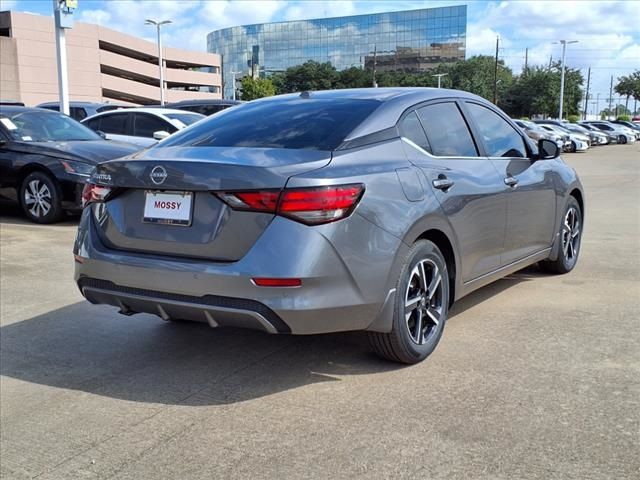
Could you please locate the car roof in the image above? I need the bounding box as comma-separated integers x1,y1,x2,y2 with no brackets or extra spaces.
82,107,203,121
166,99,242,107
36,101,114,107
0,105,61,115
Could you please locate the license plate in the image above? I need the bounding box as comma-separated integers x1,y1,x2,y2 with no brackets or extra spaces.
143,191,193,226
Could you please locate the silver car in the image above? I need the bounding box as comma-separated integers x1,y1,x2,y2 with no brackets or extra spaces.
74,88,585,364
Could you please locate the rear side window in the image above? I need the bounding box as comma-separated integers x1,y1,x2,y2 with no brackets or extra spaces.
398,111,430,152
70,107,87,121
466,103,526,158
159,98,381,151
417,102,478,157
85,118,101,131
99,113,129,135
133,113,173,137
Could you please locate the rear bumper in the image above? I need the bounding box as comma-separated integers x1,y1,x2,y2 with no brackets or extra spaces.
74,208,403,335
78,277,290,333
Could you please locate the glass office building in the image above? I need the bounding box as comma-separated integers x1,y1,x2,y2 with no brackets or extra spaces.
208,5,467,99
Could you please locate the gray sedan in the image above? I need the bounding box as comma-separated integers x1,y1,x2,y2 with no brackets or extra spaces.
74,88,584,364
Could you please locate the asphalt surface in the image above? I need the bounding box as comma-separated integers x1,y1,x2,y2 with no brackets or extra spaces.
1,144,639,479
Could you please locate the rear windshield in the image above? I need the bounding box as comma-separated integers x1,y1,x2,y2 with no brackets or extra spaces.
164,112,204,127
158,98,381,151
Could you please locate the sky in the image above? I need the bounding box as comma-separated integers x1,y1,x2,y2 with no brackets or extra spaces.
2,0,639,113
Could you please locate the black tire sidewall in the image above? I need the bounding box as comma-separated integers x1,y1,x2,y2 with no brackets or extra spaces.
558,197,582,272
19,171,63,224
392,240,449,362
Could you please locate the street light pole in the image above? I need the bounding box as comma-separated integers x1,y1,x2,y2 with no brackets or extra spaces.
431,73,448,88
230,71,241,101
145,19,172,106
52,0,73,115
556,39,578,120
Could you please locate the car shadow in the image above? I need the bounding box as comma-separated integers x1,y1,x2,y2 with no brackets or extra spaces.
0,200,80,226
1,265,547,406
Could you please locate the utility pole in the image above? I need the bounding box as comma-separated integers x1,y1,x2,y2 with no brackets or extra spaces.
372,44,377,88
548,54,553,71
556,39,578,120
596,93,600,118
609,75,614,120
431,73,447,88
493,36,499,104
52,0,76,115
145,19,172,106
230,71,240,101
583,67,591,120
524,47,528,72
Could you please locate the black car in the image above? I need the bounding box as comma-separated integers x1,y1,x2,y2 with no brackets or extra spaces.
162,99,242,116
36,101,126,122
0,106,138,223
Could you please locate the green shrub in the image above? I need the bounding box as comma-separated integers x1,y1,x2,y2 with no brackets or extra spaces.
519,116,530,120
617,114,631,122
567,115,580,123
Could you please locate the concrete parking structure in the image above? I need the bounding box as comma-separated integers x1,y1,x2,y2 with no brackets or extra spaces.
1,144,639,479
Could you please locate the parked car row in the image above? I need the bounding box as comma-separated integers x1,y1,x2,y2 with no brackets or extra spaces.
514,118,638,153
0,99,244,223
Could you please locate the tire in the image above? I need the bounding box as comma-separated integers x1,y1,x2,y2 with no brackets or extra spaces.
19,171,63,224
569,141,577,153
541,196,582,274
368,240,450,364
619,135,627,144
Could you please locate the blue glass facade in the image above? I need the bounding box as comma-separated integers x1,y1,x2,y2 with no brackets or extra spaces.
208,5,467,99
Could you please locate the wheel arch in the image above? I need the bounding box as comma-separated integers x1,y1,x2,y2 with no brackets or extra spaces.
570,187,584,219
18,162,57,185
415,228,457,307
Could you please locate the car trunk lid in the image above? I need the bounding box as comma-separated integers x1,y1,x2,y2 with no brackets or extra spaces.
91,146,331,261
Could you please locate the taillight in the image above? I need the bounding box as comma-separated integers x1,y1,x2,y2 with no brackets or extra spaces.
278,184,364,225
216,184,364,226
217,190,279,212
81,183,113,207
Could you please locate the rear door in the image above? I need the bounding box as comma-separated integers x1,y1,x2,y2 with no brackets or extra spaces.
463,101,557,265
133,113,176,141
95,112,140,145
401,100,506,282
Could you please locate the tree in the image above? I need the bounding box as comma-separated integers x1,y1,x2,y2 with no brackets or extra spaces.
271,61,339,94
240,76,275,101
615,70,640,111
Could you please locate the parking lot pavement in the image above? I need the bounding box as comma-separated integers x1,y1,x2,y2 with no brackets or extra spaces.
1,144,639,480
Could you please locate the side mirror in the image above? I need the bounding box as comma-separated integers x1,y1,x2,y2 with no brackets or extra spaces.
153,130,170,141
97,130,107,139
537,138,560,160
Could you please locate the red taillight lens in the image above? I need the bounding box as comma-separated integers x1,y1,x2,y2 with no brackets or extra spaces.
252,278,302,287
217,190,279,212
81,183,113,207
217,184,364,225
279,184,364,225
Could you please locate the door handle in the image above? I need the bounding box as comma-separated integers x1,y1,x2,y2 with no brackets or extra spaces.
504,176,519,187
432,176,454,191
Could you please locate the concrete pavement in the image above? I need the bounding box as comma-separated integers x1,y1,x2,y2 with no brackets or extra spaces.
1,144,639,479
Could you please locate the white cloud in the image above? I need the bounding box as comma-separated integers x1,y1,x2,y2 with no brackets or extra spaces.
283,1,356,21
0,0,17,10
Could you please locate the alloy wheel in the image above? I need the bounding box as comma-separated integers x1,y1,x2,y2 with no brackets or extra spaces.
562,206,580,262
404,259,444,345
23,179,52,218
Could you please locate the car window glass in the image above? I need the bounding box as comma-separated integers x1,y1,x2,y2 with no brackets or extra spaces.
71,107,87,121
160,99,381,151
99,113,128,135
466,103,527,158
85,118,101,131
398,111,430,152
416,102,478,157
134,113,172,137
